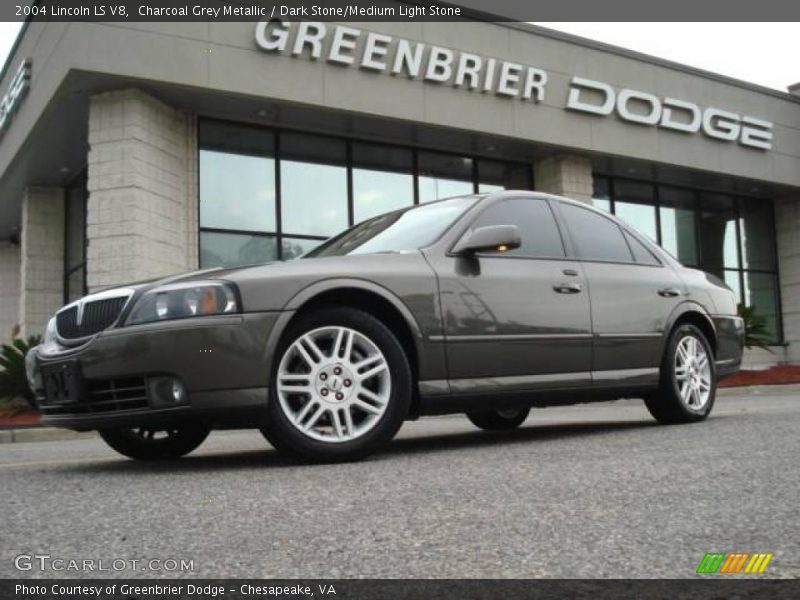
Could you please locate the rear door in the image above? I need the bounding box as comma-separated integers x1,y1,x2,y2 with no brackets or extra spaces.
555,201,686,384
428,197,593,393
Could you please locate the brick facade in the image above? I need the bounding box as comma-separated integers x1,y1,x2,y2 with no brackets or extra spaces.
86,90,196,292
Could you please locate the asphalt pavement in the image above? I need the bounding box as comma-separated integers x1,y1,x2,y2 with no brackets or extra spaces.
2,388,799,579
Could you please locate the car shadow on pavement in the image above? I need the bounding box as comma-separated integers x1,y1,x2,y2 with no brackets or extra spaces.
68,418,666,474
383,419,659,457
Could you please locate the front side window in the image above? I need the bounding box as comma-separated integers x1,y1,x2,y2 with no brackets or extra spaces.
559,203,633,263
470,198,565,258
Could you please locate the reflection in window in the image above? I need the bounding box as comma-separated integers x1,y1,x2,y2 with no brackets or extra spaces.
614,181,657,241
559,203,633,263
200,150,276,232
659,187,698,266
471,198,565,258
418,152,474,202
200,231,277,268
700,193,739,273
615,202,657,241
281,161,348,236
282,237,322,260
739,200,775,272
352,143,414,223
743,272,779,342
477,160,531,192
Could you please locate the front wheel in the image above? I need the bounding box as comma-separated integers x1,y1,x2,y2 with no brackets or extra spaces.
644,324,716,424
98,425,210,460
261,307,412,462
467,408,530,430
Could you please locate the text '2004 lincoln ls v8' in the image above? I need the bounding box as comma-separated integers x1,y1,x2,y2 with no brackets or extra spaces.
26,192,744,462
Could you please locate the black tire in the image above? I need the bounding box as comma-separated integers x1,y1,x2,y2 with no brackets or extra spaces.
644,323,716,424
260,307,412,462
98,425,210,460
467,408,530,430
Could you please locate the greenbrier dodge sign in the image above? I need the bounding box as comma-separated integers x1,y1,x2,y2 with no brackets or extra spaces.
255,21,774,151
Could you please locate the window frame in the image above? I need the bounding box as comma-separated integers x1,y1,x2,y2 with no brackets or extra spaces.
453,196,569,261
197,117,533,266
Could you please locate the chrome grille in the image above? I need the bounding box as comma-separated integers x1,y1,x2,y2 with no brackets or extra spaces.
56,295,129,340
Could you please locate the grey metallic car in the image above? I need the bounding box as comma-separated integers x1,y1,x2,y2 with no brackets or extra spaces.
27,192,744,462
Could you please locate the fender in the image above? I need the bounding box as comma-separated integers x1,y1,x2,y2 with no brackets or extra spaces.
662,300,717,346
262,277,427,375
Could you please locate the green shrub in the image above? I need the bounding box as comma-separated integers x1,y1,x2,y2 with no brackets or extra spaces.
0,334,41,404
738,304,773,353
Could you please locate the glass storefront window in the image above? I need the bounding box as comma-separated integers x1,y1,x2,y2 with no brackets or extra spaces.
613,180,657,241
418,152,474,202
200,231,277,268
64,170,87,303
743,272,779,342
592,177,611,212
352,143,414,223
281,133,348,237
477,160,531,192
700,193,739,273
659,187,698,266
199,150,276,232
739,200,776,272
282,237,323,260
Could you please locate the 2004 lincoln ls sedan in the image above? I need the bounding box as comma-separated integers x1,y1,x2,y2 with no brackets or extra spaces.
27,192,744,462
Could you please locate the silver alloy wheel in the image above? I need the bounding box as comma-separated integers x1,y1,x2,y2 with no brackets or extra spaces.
276,326,392,443
674,335,712,411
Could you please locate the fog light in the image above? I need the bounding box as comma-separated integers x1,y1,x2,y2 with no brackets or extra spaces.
171,380,186,403
148,376,189,407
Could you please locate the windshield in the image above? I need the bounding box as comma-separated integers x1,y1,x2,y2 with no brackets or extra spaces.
305,195,480,258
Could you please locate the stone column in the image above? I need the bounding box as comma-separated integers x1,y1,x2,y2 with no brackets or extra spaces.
86,89,195,292
775,194,800,364
534,154,594,204
19,187,65,338
0,242,21,341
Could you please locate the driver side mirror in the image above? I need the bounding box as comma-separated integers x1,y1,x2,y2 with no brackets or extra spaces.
452,224,521,255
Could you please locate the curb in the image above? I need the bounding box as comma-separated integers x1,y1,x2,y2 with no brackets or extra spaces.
0,428,96,444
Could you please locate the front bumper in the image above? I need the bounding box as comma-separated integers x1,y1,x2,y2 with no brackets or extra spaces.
27,312,283,430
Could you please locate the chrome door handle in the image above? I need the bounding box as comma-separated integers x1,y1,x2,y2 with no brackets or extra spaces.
658,287,681,298
554,282,582,294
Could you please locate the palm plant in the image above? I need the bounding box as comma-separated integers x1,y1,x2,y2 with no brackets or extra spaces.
0,334,41,411
738,304,773,353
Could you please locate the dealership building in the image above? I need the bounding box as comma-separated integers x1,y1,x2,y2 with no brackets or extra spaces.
0,17,799,367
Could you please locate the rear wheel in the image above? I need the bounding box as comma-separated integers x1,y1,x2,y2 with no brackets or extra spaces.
644,323,716,424
467,408,530,431
98,425,210,460
261,307,412,462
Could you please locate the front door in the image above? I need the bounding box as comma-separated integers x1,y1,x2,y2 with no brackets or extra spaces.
427,197,593,394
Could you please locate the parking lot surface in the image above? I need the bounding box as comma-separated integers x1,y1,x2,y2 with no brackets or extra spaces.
2,389,798,578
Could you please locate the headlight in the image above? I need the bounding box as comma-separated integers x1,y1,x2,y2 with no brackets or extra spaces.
125,281,239,326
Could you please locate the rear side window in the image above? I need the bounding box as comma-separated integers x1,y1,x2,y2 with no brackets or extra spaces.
471,198,565,258
559,202,633,262
624,230,661,266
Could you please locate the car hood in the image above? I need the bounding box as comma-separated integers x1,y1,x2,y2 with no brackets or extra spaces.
112,251,433,313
